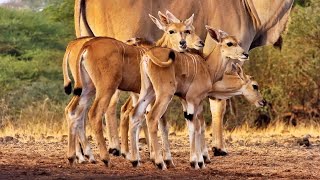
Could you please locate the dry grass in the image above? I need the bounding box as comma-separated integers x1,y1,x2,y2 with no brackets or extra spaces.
0,98,67,139
0,97,318,142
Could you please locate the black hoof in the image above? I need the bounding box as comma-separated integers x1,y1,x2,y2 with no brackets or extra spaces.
203,156,211,164
190,161,196,169
198,162,204,169
131,160,139,167
212,147,228,156
164,160,171,167
64,83,72,95
102,159,109,167
156,163,163,169
109,148,121,156
67,156,75,165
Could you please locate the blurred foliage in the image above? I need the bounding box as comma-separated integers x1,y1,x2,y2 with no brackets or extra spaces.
0,0,319,134
225,0,320,129
0,0,75,131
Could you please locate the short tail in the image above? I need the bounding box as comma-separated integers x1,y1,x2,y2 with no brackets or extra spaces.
62,49,72,95
147,50,175,67
72,46,88,96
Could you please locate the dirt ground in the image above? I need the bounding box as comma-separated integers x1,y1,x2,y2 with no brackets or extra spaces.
1,133,320,180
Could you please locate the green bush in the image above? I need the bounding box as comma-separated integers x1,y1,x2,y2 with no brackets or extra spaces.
0,0,319,134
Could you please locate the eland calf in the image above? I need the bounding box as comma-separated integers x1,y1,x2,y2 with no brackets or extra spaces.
65,11,204,166
129,26,266,169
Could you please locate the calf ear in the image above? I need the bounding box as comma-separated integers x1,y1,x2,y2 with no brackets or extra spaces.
166,10,181,23
158,11,170,25
149,14,165,31
205,25,229,43
225,62,237,74
184,14,194,26
236,64,246,81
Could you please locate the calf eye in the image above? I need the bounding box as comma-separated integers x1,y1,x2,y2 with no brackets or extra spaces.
169,30,175,34
184,30,191,34
252,84,259,90
226,42,233,47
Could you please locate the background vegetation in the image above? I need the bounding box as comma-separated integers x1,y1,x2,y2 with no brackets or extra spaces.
0,0,319,136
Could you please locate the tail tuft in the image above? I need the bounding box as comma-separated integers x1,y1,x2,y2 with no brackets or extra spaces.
169,50,175,61
73,88,82,96
64,82,72,95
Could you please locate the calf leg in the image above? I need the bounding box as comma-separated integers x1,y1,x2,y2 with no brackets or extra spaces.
158,112,175,168
77,112,96,163
65,92,94,165
146,94,173,170
129,88,155,167
184,100,204,169
105,90,121,156
120,96,133,159
75,138,86,163
88,89,116,167
198,112,210,164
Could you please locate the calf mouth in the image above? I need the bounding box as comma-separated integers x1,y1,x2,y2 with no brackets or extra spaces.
257,99,267,107
180,44,187,50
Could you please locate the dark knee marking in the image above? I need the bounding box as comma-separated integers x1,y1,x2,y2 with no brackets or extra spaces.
131,160,139,167
64,83,72,95
212,147,228,156
73,88,82,96
184,111,194,121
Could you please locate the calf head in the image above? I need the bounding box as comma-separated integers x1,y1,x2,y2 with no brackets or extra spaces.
212,63,267,107
149,11,204,52
125,37,154,48
205,25,249,61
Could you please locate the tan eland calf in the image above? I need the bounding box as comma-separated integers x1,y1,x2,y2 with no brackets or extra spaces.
129,26,266,170
65,11,204,166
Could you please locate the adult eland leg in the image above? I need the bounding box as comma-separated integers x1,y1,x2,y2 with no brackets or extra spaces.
209,98,228,156
105,90,121,156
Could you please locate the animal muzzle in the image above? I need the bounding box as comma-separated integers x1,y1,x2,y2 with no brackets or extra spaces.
258,99,267,107
194,40,204,50
239,52,249,61
179,40,187,50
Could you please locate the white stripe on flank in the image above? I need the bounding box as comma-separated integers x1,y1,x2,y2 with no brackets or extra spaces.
119,43,126,64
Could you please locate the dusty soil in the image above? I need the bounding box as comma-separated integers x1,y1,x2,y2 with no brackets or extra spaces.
1,134,320,180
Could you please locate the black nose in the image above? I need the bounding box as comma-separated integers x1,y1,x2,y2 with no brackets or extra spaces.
199,41,204,46
243,53,249,58
180,40,186,46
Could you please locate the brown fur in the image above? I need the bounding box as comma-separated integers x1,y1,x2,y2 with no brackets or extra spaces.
62,37,94,94
64,12,204,164
74,0,294,156
129,27,265,169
